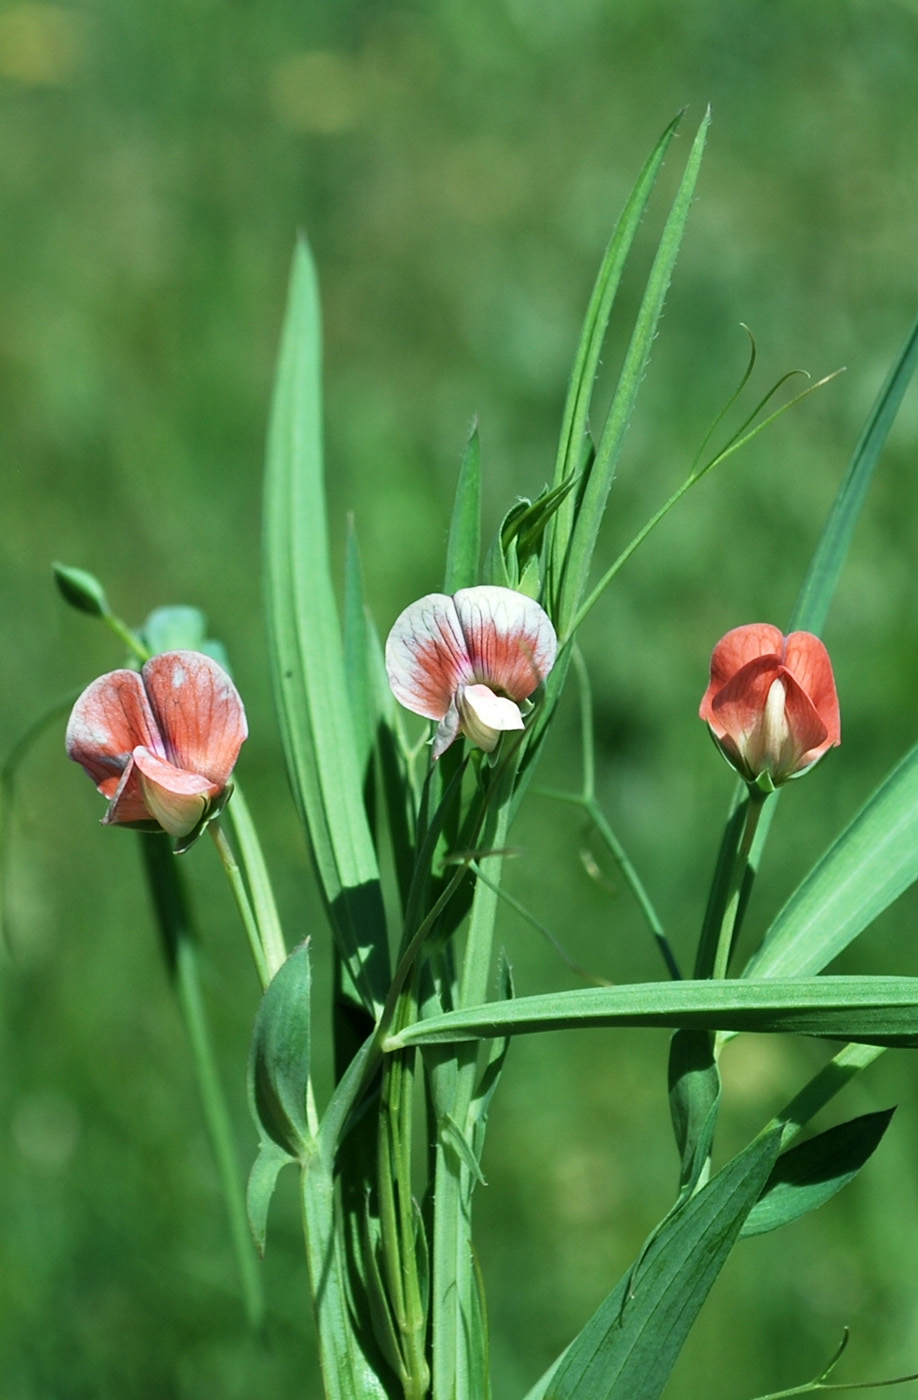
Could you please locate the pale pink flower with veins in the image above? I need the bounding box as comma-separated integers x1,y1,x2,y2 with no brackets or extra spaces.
386,585,557,758
66,650,247,840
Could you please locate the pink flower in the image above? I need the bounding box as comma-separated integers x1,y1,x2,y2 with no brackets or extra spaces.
699,624,840,786
385,585,557,758
66,650,247,839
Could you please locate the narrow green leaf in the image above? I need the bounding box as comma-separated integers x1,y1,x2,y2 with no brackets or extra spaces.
263,238,389,1014
343,517,377,776
248,940,313,1157
667,1029,721,1193
741,1107,894,1237
548,113,682,599
442,1113,488,1186
361,1206,407,1383
444,423,482,593
746,742,918,981
301,1158,395,1400
556,109,710,637
544,1131,781,1400
247,1139,295,1256
388,977,918,1050
791,314,918,636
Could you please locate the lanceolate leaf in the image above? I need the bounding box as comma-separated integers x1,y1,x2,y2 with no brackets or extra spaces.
248,940,314,1158
444,423,482,594
791,313,918,637
554,110,710,638
387,977,918,1050
247,1139,295,1256
741,1108,894,1238
263,239,389,1014
745,742,918,981
548,112,682,605
667,1028,721,1194
542,1131,781,1400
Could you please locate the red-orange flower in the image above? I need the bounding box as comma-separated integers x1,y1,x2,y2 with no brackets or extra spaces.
699,624,840,786
66,650,247,840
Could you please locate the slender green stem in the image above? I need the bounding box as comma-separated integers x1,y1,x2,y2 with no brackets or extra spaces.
766,1042,886,1150
104,611,149,662
224,785,288,979
711,788,766,982
209,820,270,988
562,369,843,643
174,932,264,1331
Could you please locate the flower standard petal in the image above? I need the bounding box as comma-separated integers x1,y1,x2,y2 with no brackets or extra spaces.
142,651,248,787
385,594,472,721
454,585,557,700
66,669,164,797
453,586,557,700
699,624,784,724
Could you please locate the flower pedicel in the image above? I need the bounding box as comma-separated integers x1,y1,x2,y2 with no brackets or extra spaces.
386,584,557,758
66,649,247,841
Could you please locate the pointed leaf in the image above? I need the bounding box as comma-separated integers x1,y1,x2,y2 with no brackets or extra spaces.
248,940,313,1157
741,1108,894,1237
388,976,918,1051
263,239,389,1013
667,1028,721,1193
791,314,918,636
247,1139,295,1256
444,423,482,594
343,518,377,776
543,1131,781,1400
555,110,710,637
548,113,682,600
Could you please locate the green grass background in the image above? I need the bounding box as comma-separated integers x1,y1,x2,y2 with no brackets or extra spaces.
3,2,918,1396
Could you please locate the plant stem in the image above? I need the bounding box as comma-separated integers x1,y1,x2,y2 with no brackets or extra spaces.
711,787,767,981
209,819,270,988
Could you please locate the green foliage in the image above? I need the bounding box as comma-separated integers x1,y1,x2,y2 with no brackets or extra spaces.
444,424,482,595
247,940,314,1159
746,743,918,981
388,977,918,1049
263,238,390,1017
540,1132,782,1400
741,1108,895,1239
9,15,918,1396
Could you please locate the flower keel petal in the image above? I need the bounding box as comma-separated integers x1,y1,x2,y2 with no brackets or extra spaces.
458,684,525,753
132,746,220,838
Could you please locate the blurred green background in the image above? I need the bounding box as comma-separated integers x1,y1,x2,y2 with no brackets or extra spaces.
3,1,918,1396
